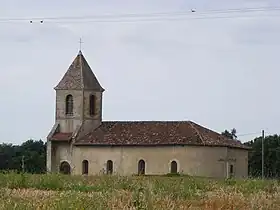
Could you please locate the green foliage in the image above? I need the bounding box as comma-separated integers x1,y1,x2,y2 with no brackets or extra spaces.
0,139,46,173
245,134,280,178
221,129,280,179
165,172,181,177
1,173,280,209
0,173,274,195
221,128,237,140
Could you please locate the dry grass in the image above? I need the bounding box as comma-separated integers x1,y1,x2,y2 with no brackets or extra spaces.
0,173,279,209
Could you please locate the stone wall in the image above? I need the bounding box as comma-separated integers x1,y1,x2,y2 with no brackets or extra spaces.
50,143,248,178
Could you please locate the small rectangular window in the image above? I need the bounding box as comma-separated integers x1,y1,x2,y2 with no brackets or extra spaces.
229,164,234,174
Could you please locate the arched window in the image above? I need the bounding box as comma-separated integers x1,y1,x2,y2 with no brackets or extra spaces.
106,160,113,175
230,164,233,174
60,161,71,174
82,160,89,175
229,164,234,178
89,94,96,116
138,159,145,175
171,161,178,174
65,94,73,115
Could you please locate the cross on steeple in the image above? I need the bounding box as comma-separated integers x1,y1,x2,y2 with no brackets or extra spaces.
79,38,84,53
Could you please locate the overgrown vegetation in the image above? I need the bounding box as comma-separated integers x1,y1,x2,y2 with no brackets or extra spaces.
0,173,279,209
1,136,280,209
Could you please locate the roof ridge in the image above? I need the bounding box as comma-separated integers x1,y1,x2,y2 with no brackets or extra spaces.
188,121,205,145
79,52,85,89
102,120,190,123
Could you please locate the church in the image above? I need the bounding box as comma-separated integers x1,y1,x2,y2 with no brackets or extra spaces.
46,50,250,178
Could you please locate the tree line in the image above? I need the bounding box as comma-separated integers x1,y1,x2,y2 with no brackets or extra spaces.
0,130,280,178
0,140,46,174
221,128,280,178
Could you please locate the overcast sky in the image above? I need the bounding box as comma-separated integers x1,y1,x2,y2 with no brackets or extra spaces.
1,0,280,144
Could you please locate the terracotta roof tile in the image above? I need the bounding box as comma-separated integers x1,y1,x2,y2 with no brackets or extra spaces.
51,132,72,141
74,121,249,149
189,122,248,148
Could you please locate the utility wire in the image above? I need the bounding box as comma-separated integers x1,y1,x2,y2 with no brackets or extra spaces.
42,13,280,24
238,132,262,137
238,131,277,138
0,6,280,23
1,13,279,25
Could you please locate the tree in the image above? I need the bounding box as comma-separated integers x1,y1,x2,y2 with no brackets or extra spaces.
244,134,280,178
221,128,237,140
231,128,237,140
0,139,46,173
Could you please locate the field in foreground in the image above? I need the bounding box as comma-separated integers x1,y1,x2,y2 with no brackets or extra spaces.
0,173,279,209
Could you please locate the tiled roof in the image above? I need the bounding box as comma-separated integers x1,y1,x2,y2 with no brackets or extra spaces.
54,51,104,91
51,132,72,141
69,121,250,149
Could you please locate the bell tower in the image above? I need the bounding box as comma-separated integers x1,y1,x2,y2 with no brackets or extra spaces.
46,50,104,173
53,50,105,134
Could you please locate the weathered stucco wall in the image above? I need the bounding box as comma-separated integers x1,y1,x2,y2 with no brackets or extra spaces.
83,91,103,121
51,142,73,172
56,90,83,133
55,90,103,133
227,148,248,178
82,91,103,132
49,143,248,178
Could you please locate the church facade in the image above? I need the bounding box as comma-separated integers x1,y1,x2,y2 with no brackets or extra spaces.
46,51,250,178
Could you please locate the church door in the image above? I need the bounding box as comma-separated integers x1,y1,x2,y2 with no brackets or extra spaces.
138,160,145,175
171,161,178,174
60,161,71,174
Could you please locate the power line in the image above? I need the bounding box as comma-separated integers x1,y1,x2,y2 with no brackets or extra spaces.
45,13,280,24
1,13,279,25
0,6,280,23
238,130,277,138
238,132,262,137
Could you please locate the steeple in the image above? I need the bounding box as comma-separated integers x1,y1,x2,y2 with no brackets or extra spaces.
52,50,105,134
55,51,104,91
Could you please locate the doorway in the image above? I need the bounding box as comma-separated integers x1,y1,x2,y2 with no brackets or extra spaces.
59,161,71,174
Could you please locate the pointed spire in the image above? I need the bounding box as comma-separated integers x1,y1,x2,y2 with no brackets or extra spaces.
54,52,104,91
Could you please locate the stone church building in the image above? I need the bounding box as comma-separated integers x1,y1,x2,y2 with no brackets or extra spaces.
47,51,250,178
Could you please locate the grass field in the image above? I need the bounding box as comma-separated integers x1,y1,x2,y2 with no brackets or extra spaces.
0,173,279,209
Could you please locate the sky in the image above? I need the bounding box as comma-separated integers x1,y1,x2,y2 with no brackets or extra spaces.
1,0,280,144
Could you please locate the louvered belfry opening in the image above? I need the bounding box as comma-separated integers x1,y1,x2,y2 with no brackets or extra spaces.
65,94,73,115
89,94,96,116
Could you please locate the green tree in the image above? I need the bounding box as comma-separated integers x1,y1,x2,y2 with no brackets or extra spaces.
221,128,237,140
245,134,280,178
20,139,46,173
0,139,46,173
